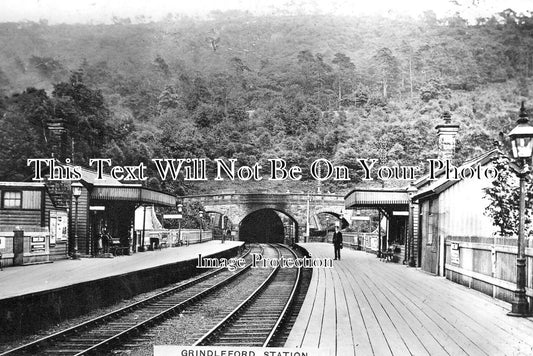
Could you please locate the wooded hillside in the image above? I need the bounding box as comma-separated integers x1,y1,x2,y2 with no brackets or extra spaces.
1,9,532,194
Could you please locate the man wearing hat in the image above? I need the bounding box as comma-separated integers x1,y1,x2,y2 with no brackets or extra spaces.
332,225,343,260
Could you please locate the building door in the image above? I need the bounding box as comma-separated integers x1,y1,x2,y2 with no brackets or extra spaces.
421,198,439,274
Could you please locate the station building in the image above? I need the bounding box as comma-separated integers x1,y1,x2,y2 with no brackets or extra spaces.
344,115,501,270
0,182,68,266
345,113,532,307
410,149,500,275
65,166,176,256
0,166,176,267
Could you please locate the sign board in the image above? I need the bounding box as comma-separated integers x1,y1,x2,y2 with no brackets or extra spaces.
370,236,379,251
50,216,56,245
89,206,106,211
393,211,409,216
31,235,47,253
155,346,323,356
50,210,68,243
450,242,460,265
163,214,182,219
351,216,370,221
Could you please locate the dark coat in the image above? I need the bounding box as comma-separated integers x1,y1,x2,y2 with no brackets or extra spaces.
332,231,343,248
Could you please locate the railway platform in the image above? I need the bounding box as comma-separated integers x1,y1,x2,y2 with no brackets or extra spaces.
0,240,244,300
286,243,533,356
0,241,244,340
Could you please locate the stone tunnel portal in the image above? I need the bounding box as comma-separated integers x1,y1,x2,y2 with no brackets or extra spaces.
239,209,296,244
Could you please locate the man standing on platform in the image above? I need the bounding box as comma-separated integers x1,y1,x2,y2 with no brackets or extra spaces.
332,225,343,260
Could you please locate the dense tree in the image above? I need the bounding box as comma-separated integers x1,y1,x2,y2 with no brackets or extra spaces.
2,11,533,195
372,48,400,99
28,56,66,81
484,156,533,236
332,53,356,109
419,78,451,102
52,71,113,163
0,88,50,179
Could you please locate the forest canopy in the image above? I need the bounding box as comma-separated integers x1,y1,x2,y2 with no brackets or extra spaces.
1,9,532,194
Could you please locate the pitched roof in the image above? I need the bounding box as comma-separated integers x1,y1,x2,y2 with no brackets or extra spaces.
344,188,410,210
411,148,502,201
0,182,46,188
76,165,129,187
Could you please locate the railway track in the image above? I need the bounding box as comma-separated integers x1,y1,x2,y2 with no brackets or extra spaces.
1,245,259,356
193,243,301,347
2,243,303,355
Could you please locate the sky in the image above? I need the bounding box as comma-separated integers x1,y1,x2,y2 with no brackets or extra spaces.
0,0,531,24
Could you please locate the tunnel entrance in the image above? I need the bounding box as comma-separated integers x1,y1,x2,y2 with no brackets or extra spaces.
239,209,295,243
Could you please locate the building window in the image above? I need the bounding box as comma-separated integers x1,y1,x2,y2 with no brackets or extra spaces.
427,213,434,245
3,191,22,209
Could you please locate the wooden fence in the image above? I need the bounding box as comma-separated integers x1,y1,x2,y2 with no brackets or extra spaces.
342,232,385,254
445,236,533,305
140,229,214,248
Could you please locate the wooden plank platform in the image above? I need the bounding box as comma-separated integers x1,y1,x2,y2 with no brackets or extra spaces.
0,241,244,300
286,243,533,356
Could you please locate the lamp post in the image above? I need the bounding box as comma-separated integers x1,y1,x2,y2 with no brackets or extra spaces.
355,210,361,249
199,210,204,243
71,182,82,259
507,101,533,317
377,210,383,258
306,194,310,243
407,184,418,267
177,203,183,246
325,216,330,241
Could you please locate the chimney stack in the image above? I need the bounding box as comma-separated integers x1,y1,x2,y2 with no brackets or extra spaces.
436,111,459,160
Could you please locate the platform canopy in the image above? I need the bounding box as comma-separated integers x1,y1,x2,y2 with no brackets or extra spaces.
344,188,410,214
90,186,176,206
78,166,176,206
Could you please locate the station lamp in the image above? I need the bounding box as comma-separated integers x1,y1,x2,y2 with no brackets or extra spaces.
199,210,204,243
407,184,418,267
509,102,533,159
507,101,533,317
71,182,83,259
177,203,183,246
72,182,82,198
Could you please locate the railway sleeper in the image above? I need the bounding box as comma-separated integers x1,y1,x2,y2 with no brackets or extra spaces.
233,316,280,321
225,325,277,330
217,336,268,341
45,342,100,348
242,306,283,310
42,350,87,355
65,338,107,342
215,340,266,345
212,342,262,347
220,332,270,337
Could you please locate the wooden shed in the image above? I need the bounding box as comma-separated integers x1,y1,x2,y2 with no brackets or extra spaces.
411,149,501,275
68,167,177,256
0,182,68,266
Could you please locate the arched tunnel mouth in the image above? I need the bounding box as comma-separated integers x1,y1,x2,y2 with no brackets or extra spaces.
239,209,295,244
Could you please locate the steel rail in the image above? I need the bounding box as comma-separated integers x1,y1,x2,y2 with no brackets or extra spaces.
73,264,252,355
193,243,300,347
262,243,301,347
1,246,253,356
